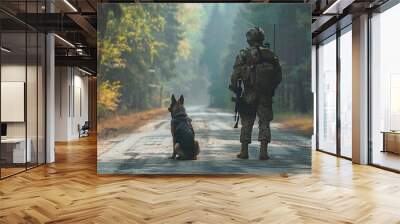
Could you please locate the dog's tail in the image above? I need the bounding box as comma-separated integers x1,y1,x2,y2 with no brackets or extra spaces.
194,141,200,156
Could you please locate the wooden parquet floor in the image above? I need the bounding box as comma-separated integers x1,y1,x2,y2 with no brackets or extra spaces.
1,136,400,224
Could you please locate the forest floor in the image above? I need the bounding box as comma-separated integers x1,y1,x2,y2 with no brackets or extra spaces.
97,108,168,139
97,106,311,174
275,114,313,136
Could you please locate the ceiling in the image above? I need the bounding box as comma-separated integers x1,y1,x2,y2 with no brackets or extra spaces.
0,0,97,73
0,0,393,73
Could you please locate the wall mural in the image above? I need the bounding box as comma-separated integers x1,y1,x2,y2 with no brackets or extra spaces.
97,3,312,174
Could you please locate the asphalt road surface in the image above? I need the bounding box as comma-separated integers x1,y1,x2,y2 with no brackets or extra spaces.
98,106,311,174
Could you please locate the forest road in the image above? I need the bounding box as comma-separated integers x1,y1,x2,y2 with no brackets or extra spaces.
98,106,311,174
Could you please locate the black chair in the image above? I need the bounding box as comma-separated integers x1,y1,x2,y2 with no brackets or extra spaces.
79,121,90,138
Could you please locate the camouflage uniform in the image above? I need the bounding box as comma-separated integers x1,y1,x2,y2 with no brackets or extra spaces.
229,27,282,159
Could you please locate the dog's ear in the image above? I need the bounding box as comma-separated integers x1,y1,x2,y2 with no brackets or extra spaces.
171,94,177,104
178,95,184,105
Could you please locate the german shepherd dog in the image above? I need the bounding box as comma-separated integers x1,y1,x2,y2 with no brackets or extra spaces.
168,95,200,160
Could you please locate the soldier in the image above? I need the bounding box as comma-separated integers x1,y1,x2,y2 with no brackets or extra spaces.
229,27,282,160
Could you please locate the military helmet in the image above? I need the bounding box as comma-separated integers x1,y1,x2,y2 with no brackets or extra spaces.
246,27,265,45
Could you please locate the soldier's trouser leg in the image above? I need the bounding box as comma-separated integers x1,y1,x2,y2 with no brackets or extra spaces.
240,109,256,144
257,103,273,143
257,101,273,160
237,108,256,159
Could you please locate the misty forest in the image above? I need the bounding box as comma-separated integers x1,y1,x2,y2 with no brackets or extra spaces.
97,3,311,121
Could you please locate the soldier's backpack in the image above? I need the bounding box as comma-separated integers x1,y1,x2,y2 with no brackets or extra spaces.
248,46,280,96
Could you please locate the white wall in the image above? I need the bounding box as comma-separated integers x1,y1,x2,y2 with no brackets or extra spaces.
1,63,46,164
55,67,69,141
1,65,42,137
1,65,26,138
72,72,89,138
55,67,89,141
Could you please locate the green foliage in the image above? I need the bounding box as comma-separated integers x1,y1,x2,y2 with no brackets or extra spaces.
98,4,182,117
200,5,239,107
176,4,205,60
98,4,166,71
97,80,122,118
164,4,210,106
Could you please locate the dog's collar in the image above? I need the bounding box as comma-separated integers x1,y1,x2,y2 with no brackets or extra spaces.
172,107,187,118
173,112,188,119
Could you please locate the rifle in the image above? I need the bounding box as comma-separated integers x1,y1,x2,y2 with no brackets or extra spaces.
231,80,243,128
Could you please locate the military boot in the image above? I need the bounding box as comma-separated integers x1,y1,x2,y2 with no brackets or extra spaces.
237,143,249,159
259,141,270,160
